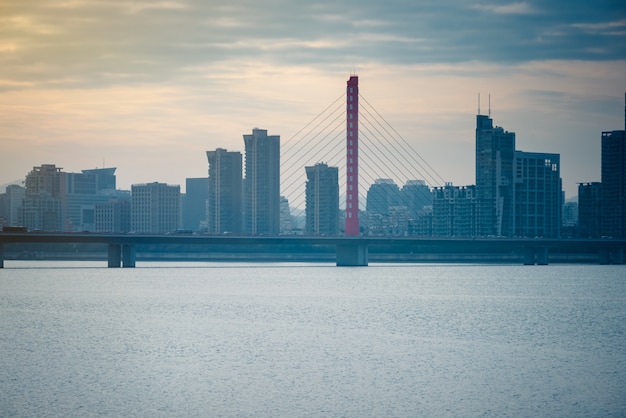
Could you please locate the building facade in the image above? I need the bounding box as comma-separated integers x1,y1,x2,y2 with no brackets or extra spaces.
243,128,280,235
514,151,562,238
601,130,626,237
305,163,339,235
578,182,602,238
475,115,516,237
432,184,477,237
131,182,180,233
207,148,242,235
95,198,131,233
22,164,64,231
183,177,209,232
0,185,25,227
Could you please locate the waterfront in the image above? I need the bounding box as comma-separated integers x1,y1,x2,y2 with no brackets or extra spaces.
1,262,625,417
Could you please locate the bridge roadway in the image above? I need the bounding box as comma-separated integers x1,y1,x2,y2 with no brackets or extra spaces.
0,232,625,267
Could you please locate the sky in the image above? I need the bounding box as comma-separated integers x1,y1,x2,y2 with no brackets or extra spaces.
1,0,625,201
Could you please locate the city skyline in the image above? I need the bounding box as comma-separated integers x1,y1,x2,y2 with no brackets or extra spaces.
1,1,625,198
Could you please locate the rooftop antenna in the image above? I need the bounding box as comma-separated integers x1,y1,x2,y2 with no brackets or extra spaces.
478,93,481,115
488,94,491,117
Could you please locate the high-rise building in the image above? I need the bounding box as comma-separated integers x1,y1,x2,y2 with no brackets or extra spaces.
62,169,119,231
365,179,402,235
475,115,516,236
279,196,293,235
401,180,432,220
23,164,63,231
432,184,477,237
601,129,626,237
578,182,601,237
0,185,25,227
95,198,131,233
243,128,280,235
514,152,562,238
207,148,242,234
131,182,180,233
183,177,209,232
81,168,116,191
305,163,339,235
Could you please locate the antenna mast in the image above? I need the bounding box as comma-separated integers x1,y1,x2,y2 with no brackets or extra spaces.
488,94,491,117
478,93,480,115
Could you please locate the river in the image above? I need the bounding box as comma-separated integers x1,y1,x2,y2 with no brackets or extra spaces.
1,261,625,417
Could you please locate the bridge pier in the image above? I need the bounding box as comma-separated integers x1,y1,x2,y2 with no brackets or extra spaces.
336,243,368,266
523,247,549,265
599,248,624,265
122,244,136,268
108,244,121,268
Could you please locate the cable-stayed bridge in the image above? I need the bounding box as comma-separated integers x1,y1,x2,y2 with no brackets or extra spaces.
2,76,625,267
280,75,445,234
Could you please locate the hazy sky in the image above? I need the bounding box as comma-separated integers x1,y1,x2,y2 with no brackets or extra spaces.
1,0,625,200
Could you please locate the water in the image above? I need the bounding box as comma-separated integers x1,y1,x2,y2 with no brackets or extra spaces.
1,262,625,417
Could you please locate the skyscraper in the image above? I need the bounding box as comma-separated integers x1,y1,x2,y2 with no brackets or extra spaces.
601,129,626,237
207,148,242,234
305,163,339,235
432,184,477,237
365,179,401,235
475,114,516,237
401,180,432,220
243,128,280,235
514,151,562,238
23,164,63,231
183,177,210,232
578,182,602,237
131,182,180,233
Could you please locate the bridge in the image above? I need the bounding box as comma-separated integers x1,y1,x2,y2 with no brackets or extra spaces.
5,76,625,267
1,233,625,267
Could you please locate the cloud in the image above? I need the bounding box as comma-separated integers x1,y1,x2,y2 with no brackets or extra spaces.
571,19,626,35
1,0,624,94
472,2,538,15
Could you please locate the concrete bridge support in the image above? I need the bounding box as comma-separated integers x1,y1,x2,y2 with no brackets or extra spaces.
523,247,549,265
599,248,624,264
108,244,121,268
122,244,136,268
336,243,368,266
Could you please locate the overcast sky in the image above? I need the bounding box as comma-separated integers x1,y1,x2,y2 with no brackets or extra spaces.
1,0,625,201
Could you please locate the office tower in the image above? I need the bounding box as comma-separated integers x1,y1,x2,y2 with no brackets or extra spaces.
0,185,25,227
207,148,242,234
514,152,562,237
305,163,339,235
432,184,477,237
279,196,293,234
131,182,180,233
601,129,626,238
366,179,401,214
243,128,280,235
22,164,63,231
62,168,118,231
578,182,601,237
183,177,210,232
401,180,432,220
81,168,116,191
475,114,516,236
95,198,131,233
365,179,402,235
